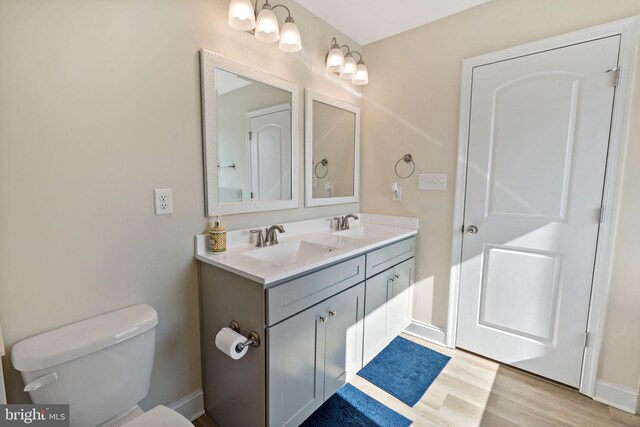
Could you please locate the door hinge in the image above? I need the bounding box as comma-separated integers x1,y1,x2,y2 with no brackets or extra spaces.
598,206,605,224
248,131,253,140
607,67,620,87
584,332,590,347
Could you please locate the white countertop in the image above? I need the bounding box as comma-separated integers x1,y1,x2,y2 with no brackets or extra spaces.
195,213,418,287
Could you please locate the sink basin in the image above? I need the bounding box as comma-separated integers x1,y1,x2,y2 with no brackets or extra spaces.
243,240,338,267
332,227,367,240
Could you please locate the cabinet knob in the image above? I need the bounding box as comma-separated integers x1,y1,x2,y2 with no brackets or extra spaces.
329,310,337,317
319,316,328,323
394,274,400,279
389,277,395,282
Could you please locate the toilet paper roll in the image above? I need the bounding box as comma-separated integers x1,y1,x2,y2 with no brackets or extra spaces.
215,327,249,360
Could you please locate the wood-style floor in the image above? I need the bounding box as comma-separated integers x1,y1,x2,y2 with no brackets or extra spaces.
193,334,640,426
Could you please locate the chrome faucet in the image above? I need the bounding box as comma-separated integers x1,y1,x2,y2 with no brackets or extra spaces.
265,225,285,245
251,225,285,247
335,214,359,230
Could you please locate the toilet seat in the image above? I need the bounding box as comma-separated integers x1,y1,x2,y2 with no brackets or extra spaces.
122,405,192,427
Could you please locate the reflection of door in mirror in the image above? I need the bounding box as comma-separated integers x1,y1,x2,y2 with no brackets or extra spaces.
215,69,291,204
247,105,292,201
312,101,356,199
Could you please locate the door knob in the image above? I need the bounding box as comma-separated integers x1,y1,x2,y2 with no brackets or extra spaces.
466,225,478,235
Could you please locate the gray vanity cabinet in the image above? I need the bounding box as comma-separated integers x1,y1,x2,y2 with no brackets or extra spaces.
363,257,415,365
198,236,416,427
268,282,365,427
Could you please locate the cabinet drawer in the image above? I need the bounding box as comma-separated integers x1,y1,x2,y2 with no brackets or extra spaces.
365,237,416,278
266,256,366,326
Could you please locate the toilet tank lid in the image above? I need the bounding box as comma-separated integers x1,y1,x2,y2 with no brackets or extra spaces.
12,304,158,372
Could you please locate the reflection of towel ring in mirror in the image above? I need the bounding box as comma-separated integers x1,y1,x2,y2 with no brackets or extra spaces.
395,154,415,179
314,159,329,179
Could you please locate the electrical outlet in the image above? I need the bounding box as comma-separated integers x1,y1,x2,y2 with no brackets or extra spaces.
418,174,447,191
154,189,173,215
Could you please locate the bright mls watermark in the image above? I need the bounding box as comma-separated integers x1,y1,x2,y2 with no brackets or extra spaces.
0,405,69,426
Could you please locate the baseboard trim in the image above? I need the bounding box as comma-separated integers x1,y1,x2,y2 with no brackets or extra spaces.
169,389,205,421
594,379,638,414
404,320,446,347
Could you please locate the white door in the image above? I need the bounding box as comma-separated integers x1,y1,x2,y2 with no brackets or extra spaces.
457,36,620,387
248,108,291,201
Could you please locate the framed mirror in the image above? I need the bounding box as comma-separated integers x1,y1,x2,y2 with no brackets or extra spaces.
200,50,299,216
305,90,360,207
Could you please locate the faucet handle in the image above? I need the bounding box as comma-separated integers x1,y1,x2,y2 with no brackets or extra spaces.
250,229,265,247
332,217,341,231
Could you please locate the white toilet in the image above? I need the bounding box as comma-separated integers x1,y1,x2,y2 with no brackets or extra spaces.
11,304,192,427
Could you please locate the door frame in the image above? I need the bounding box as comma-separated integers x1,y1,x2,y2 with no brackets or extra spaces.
447,16,640,397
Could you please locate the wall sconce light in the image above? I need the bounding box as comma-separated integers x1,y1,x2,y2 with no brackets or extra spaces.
228,0,302,53
325,38,369,85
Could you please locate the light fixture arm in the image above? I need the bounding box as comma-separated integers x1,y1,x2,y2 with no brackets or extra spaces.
339,44,353,55
270,4,292,18
350,50,364,63
254,0,292,19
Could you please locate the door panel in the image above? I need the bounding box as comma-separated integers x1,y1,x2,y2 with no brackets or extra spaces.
457,36,620,387
323,283,364,400
488,73,579,220
388,258,414,338
479,246,562,342
363,272,392,365
268,301,325,427
249,109,292,201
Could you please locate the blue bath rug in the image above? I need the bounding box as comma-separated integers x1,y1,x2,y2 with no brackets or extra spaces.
301,383,412,427
358,336,451,407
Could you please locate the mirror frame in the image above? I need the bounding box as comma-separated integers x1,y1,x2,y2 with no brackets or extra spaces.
304,89,361,207
200,49,300,216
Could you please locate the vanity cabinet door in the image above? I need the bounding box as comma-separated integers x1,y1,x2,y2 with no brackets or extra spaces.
268,301,326,427
323,282,364,400
363,258,415,365
388,258,414,337
363,271,393,365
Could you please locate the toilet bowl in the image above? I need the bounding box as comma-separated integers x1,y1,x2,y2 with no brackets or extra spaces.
11,304,192,427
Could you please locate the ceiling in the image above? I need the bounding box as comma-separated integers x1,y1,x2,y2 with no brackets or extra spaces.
293,0,492,46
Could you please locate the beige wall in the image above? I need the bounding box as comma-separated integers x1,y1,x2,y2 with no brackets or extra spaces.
0,0,360,407
361,0,640,389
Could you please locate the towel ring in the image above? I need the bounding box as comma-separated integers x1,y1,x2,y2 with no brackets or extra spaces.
395,154,415,179
314,159,329,179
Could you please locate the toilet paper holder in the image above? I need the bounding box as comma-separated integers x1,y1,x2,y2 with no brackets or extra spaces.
229,321,260,351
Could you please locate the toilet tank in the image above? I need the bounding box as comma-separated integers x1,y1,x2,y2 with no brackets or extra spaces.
12,305,158,427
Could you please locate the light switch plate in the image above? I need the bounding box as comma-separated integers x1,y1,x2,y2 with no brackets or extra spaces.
154,189,173,215
419,174,447,191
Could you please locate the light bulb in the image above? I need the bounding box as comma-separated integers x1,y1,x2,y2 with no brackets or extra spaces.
279,17,301,52
351,61,369,85
339,54,357,79
255,5,280,43
227,0,256,31
326,46,345,73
